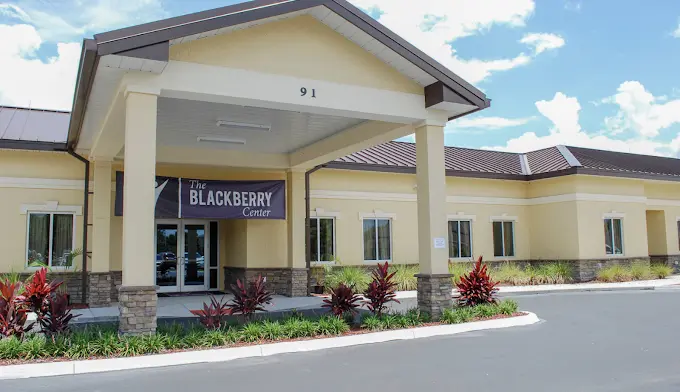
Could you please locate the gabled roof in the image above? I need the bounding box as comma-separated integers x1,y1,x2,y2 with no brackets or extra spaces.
67,0,491,148
0,106,68,151
329,141,680,182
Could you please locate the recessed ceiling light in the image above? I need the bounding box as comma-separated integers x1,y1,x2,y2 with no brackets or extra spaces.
197,136,246,145
216,120,271,132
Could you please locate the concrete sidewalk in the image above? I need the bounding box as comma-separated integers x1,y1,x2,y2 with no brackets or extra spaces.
395,275,680,299
71,295,326,323
70,276,680,323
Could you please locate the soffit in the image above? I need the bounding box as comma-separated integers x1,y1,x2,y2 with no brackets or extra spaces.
155,97,365,154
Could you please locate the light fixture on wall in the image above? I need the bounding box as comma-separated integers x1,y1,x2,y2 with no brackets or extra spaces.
216,120,271,132
197,136,246,145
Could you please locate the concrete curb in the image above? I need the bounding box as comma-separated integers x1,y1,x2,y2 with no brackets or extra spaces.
0,312,540,380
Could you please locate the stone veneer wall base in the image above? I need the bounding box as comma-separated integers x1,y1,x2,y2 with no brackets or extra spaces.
415,274,453,320
223,267,309,297
118,286,158,335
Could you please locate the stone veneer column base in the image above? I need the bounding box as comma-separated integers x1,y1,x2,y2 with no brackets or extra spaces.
416,274,453,320
88,273,112,307
118,286,158,335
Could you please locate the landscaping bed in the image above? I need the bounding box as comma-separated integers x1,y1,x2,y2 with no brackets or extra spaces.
0,300,522,364
596,263,673,282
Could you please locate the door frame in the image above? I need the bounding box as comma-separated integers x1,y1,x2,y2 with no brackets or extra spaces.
155,219,210,293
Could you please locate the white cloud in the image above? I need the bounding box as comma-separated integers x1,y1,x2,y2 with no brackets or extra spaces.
350,0,564,84
603,81,680,138
0,0,168,110
0,24,80,110
673,21,680,38
483,87,679,157
520,33,565,54
448,116,534,131
0,1,167,42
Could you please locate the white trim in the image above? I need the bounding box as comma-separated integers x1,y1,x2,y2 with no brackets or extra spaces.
0,177,84,190
310,208,341,218
312,190,651,206
519,154,532,175
491,220,516,258
25,211,77,269
358,210,397,220
361,217,393,263
447,212,476,221
489,214,519,222
309,216,336,263
603,212,626,219
20,201,83,216
556,145,582,167
603,216,625,256
447,219,473,259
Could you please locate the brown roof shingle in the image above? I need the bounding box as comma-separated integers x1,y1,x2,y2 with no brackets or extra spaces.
331,142,680,182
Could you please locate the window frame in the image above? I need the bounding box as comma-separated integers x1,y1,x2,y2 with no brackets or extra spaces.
362,218,392,263
310,217,336,264
448,219,473,260
492,220,516,258
604,217,625,256
25,211,77,269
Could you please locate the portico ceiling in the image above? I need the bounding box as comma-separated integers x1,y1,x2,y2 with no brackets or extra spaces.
155,98,365,154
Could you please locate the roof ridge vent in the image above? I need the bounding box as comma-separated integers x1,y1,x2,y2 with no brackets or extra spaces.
519,153,532,175
556,145,582,167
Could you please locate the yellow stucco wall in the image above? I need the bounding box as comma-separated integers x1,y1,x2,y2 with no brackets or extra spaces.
169,15,423,95
528,202,580,260
4,150,680,274
0,151,85,272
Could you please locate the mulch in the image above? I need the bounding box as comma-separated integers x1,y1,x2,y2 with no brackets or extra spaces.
0,312,526,366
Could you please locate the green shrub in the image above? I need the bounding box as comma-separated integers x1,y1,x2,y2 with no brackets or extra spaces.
535,262,574,284
650,263,673,279
361,314,382,331
448,262,474,285
629,262,652,280
493,262,529,286
441,299,518,324
596,264,633,282
392,264,419,291
360,309,427,331
324,266,371,293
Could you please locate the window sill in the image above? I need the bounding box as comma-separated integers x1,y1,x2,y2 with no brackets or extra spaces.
449,258,475,262
24,266,76,273
311,261,336,266
363,260,392,264
604,254,627,258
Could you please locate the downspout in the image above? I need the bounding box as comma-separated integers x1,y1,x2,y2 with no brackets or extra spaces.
67,149,90,305
305,164,326,296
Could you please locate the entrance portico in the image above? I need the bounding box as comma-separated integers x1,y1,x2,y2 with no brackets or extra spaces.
67,0,489,334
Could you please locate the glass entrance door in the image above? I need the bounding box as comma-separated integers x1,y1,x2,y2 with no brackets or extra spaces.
155,220,209,293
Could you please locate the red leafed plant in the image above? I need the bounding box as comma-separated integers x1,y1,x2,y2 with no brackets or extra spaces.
190,295,230,329
322,283,362,317
0,280,33,338
364,262,400,317
38,293,78,337
22,267,62,315
456,256,499,307
227,275,273,319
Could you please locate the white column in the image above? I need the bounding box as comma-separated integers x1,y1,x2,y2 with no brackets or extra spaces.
287,169,306,269
91,160,112,273
121,90,158,287
415,122,449,275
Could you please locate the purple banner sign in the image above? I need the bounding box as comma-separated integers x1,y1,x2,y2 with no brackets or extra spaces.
180,178,285,219
115,172,285,220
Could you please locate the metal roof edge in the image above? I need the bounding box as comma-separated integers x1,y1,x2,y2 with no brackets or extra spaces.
0,140,68,152
519,154,532,175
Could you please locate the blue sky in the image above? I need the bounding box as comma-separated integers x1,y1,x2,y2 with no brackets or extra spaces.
1,0,679,156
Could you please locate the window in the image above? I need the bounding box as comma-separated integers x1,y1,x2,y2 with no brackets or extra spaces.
310,217,335,262
448,220,472,258
363,218,391,261
604,218,624,255
26,212,75,267
492,221,515,257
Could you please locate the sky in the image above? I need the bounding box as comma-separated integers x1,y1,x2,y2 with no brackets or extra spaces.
1,0,680,156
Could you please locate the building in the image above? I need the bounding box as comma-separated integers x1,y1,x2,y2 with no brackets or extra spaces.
0,0,679,334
